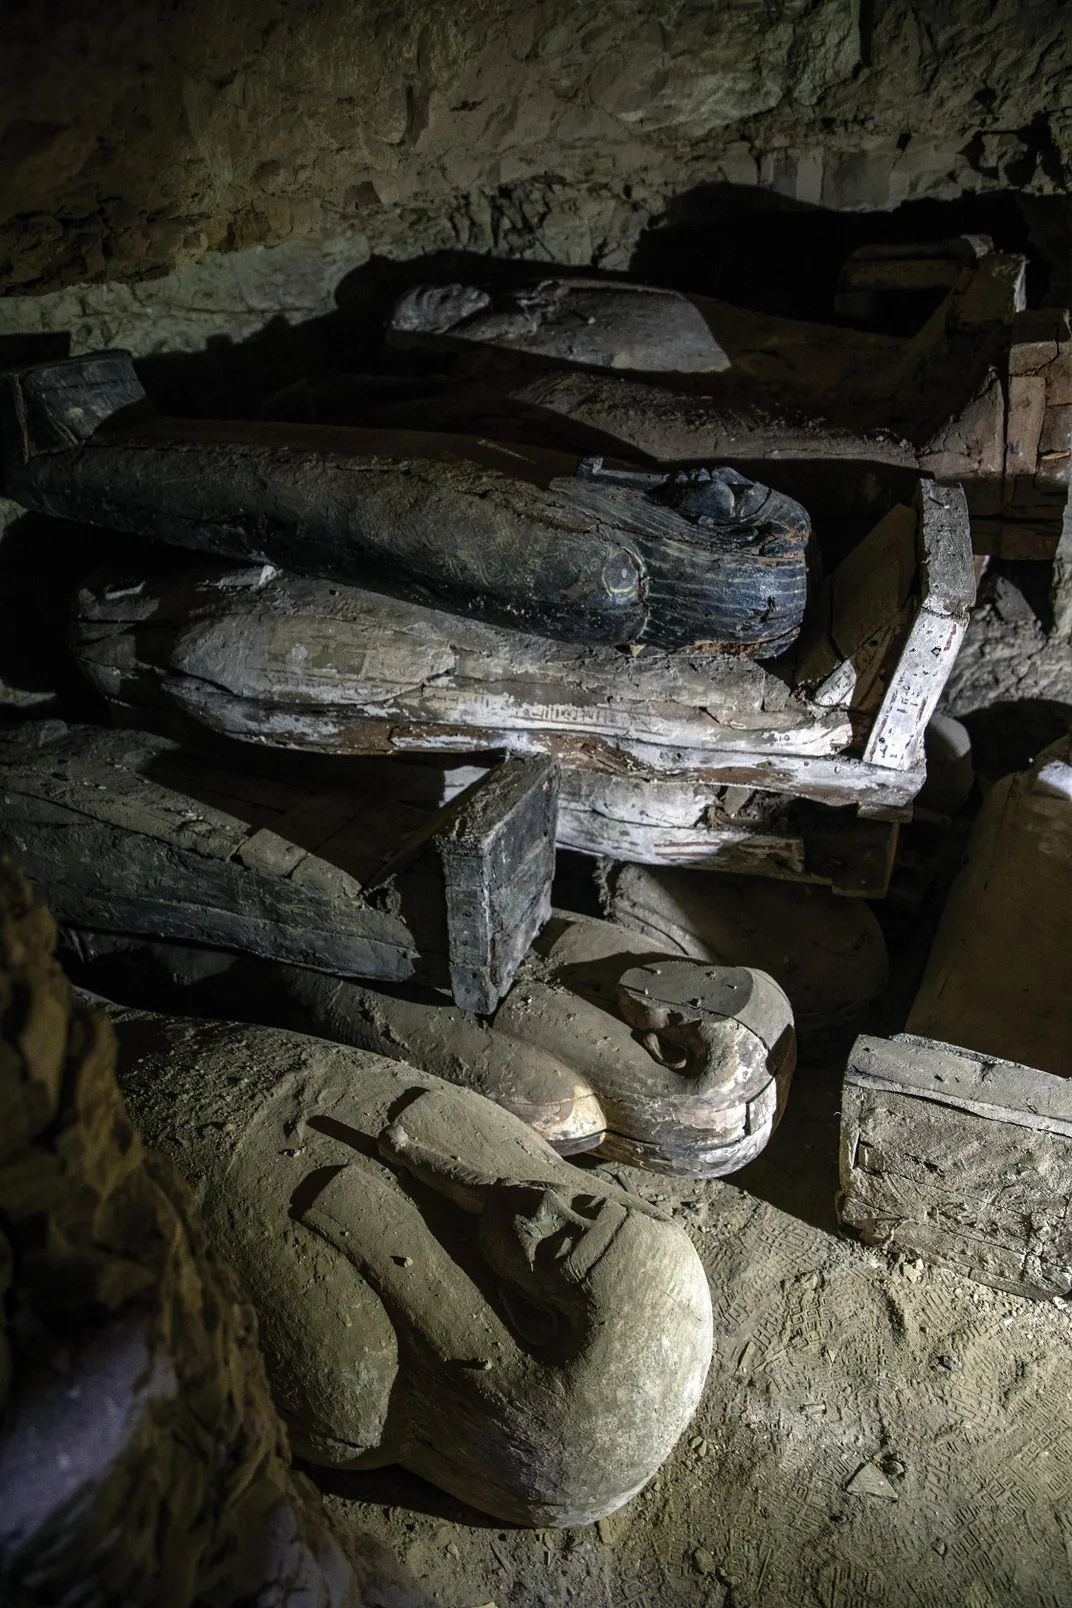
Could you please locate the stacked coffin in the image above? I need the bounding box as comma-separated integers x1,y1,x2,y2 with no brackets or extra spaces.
0,265,1000,1535
0,269,977,1183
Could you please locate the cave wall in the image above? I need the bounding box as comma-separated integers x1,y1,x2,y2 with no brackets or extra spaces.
2,0,1070,299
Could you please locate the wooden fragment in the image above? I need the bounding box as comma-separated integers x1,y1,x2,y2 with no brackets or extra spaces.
862,483,974,770
556,770,898,896
0,723,557,1012
840,1033,1072,1299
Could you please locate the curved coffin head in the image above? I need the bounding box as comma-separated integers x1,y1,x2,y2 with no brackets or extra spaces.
574,457,813,656
111,1015,713,1529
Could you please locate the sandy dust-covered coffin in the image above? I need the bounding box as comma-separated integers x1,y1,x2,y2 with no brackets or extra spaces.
0,350,814,659
63,909,797,1179
103,997,714,1526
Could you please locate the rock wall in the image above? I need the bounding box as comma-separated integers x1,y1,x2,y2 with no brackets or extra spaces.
2,0,1070,296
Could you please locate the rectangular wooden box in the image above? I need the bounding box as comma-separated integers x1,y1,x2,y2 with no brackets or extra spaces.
839,1033,1072,1300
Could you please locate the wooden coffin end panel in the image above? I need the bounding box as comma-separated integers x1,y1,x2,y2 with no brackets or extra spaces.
1,350,148,468
839,1032,1072,1300
432,755,558,1015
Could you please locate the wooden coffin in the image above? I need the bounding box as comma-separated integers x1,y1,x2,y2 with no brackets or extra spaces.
62,912,797,1180
0,723,557,1013
840,1033,1072,1300
386,248,1070,554
71,479,972,812
0,350,813,658
906,733,1072,1078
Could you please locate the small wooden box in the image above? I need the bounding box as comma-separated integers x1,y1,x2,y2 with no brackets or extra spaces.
839,1033,1072,1300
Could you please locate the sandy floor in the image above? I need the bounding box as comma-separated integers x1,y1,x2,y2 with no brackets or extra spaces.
319,1045,1072,1608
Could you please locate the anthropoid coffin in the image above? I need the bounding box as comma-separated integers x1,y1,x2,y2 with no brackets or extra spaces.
104,1000,714,1525
905,732,1072,1079
0,722,557,1013
385,244,1071,555
0,350,814,658
72,479,974,815
840,1034,1072,1300
64,910,797,1179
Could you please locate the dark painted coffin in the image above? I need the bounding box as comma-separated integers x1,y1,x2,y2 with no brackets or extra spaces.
0,350,813,658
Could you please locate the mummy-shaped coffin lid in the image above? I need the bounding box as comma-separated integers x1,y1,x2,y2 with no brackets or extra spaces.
0,350,812,657
104,1004,714,1525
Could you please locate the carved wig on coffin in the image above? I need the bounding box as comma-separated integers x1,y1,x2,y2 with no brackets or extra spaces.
99,1002,713,1526
63,910,796,1179
0,350,813,657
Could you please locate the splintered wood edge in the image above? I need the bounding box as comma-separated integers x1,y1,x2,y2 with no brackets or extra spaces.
915,480,977,617
844,1032,1072,1140
860,480,974,771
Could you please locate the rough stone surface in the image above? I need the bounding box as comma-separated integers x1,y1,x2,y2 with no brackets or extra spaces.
2,1,1071,296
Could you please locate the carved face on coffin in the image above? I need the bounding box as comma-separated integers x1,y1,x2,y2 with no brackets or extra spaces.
110,1012,713,1527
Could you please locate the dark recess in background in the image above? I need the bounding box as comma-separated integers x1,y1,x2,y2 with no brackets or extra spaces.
629,185,1070,326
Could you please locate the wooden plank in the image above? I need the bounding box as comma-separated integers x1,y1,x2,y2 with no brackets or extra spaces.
862,482,974,771
556,771,897,896
969,517,1061,560
1004,373,1047,488
840,1032,1072,1299
433,754,557,1013
915,480,977,617
847,1034,1072,1138
0,723,556,1012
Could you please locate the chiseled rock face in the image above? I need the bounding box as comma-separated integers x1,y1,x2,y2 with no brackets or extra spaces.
0,0,1069,295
